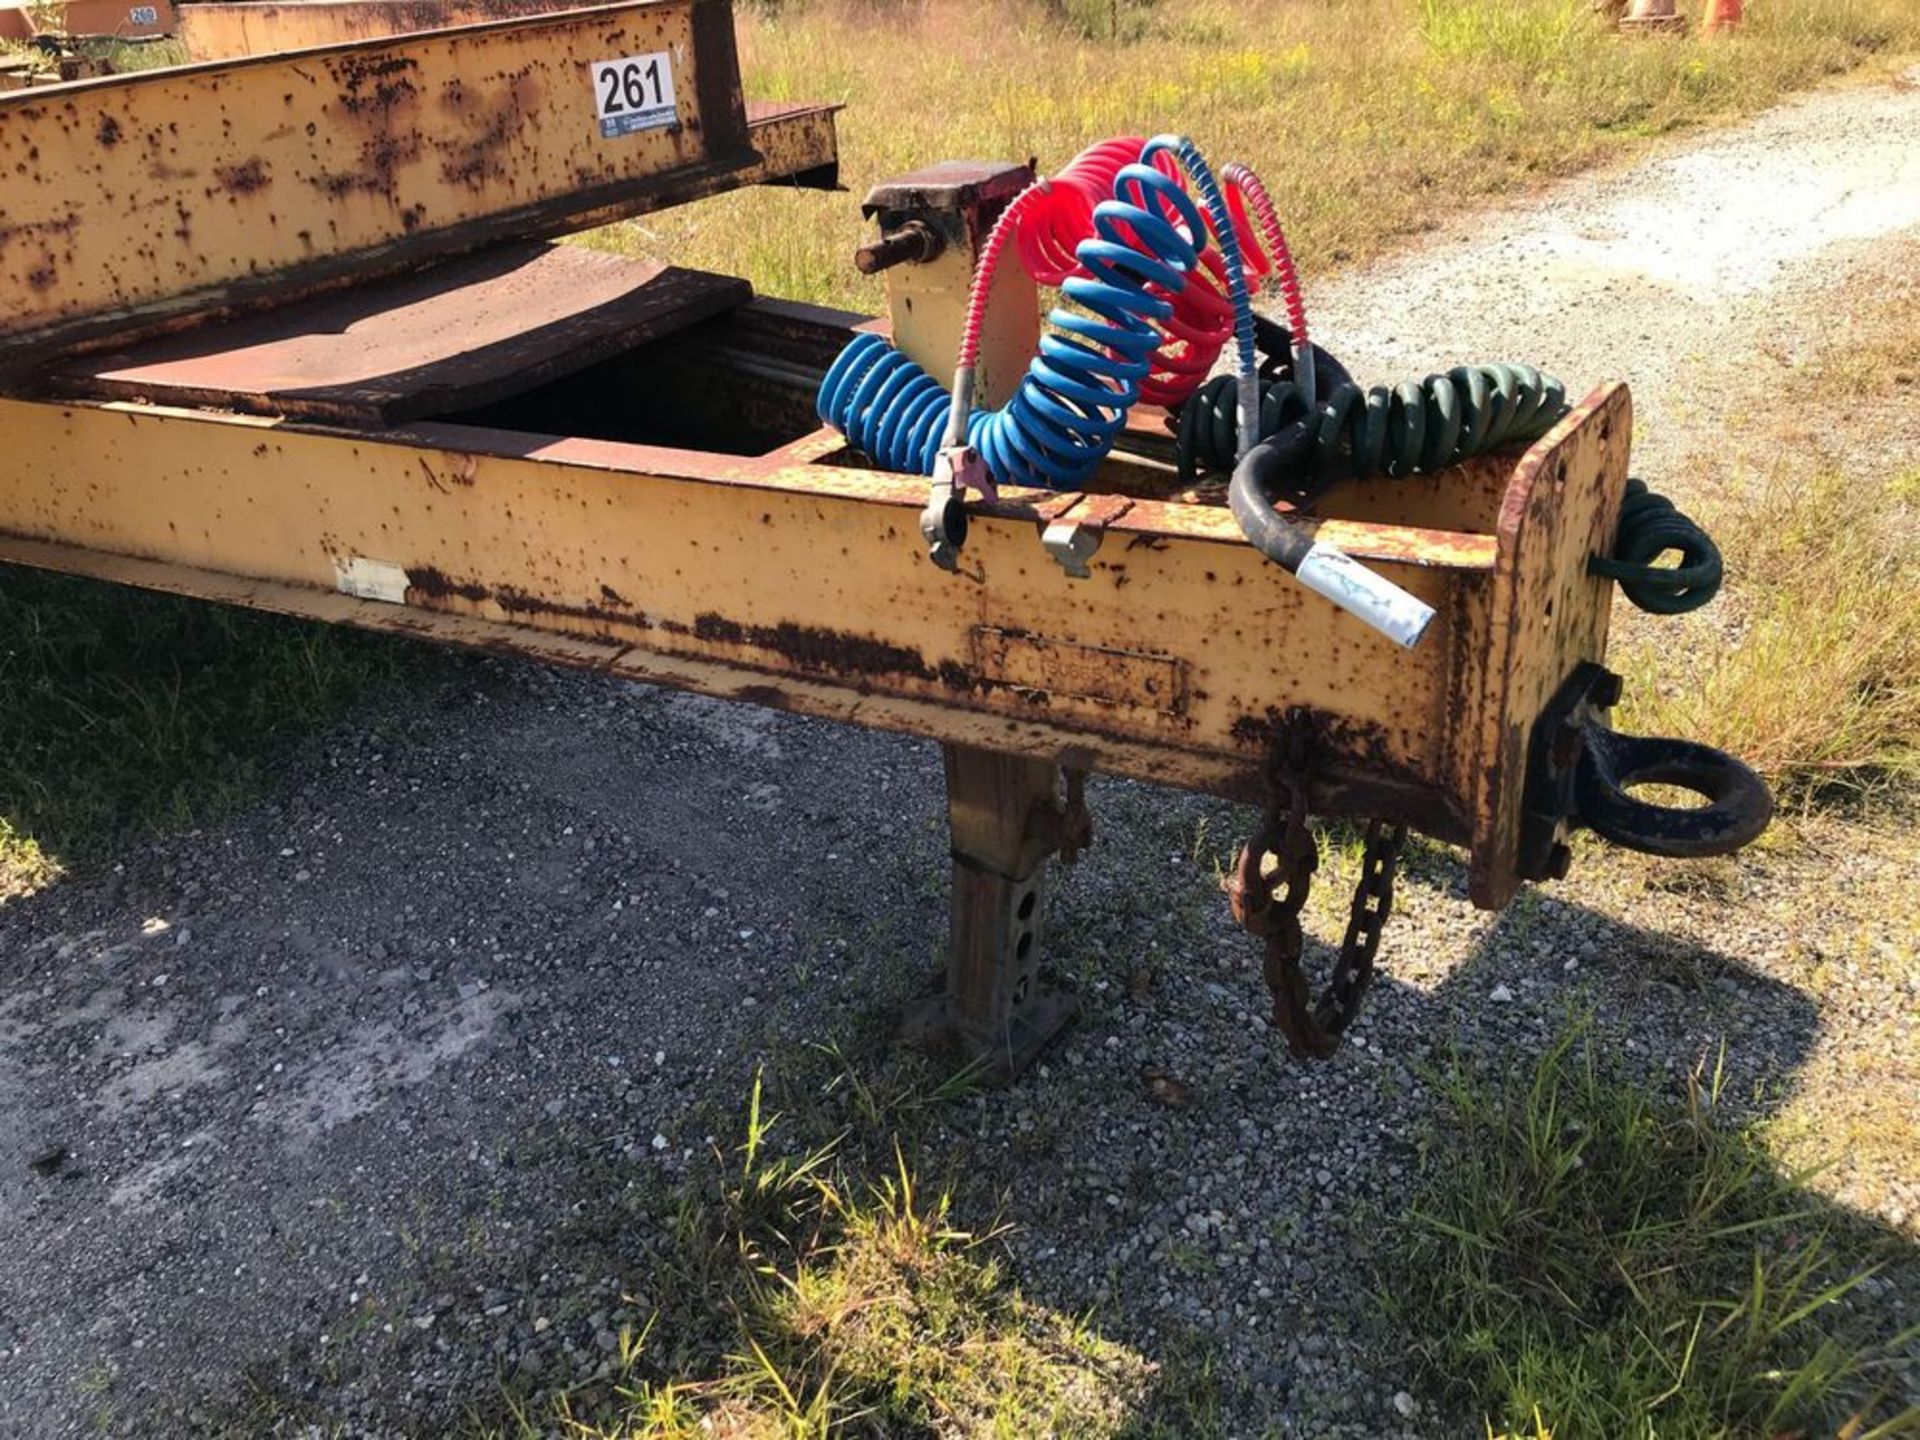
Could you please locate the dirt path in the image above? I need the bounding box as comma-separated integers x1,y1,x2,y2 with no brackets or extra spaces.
1317,68,1920,465
2,73,1917,1439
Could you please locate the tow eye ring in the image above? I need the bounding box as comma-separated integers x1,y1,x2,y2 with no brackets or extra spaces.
1521,662,1772,878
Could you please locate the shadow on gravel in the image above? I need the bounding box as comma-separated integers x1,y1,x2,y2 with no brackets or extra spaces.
0,568,438,887
0,696,1911,1437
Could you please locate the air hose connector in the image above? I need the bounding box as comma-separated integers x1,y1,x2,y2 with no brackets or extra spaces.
923,440,991,571
1230,437,1435,648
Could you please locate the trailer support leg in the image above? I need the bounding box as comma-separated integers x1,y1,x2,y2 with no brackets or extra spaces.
902,743,1084,1084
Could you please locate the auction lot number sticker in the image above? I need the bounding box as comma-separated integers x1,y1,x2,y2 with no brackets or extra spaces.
592,52,677,138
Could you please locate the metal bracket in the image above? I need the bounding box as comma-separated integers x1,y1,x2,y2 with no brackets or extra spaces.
1039,494,1132,580
1033,767,1093,864
1042,517,1102,578
861,161,1035,251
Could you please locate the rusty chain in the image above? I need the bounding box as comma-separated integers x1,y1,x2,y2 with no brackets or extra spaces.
1228,713,1407,1060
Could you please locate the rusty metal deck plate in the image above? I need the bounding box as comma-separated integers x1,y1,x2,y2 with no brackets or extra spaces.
0,0,842,364
49,243,751,424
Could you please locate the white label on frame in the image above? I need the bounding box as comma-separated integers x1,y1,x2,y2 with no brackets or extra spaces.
333,555,410,605
589,52,676,139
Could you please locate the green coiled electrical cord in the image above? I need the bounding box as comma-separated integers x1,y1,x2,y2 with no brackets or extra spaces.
1178,330,1722,615
1589,477,1723,615
1177,361,1567,488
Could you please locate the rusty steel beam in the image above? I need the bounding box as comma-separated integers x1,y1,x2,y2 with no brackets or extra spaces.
178,0,591,61
739,100,839,191
0,377,1628,908
0,0,839,364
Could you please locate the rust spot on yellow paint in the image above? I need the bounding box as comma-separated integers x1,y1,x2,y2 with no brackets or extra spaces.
214,157,270,196
689,612,938,683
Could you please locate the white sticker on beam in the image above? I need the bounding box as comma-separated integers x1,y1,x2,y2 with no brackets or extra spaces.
332,556,410,605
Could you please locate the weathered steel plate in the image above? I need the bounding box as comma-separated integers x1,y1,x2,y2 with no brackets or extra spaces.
179,0,586,60
0,0,791,358
1463,383,1632,904
51,244,751,424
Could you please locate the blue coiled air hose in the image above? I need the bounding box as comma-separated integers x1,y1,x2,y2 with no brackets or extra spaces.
818,136,1436,647
819,146,1212,491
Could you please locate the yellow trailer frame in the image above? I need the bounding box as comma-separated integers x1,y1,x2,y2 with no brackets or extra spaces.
0,0,1767,1078
0,386,1616,906
0,0,823,357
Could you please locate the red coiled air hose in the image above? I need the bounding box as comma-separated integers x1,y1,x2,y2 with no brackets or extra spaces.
1221,163,1308,359
1009,138,1307,410
1013,138,1179,285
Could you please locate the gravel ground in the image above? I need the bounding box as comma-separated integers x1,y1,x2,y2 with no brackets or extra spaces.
3,72,1919,1439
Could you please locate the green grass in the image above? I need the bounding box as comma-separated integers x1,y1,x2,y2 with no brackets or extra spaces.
262,1022,1915,1439
1643,465,1920,795
478,1062,1212,1439
1619,292,1920,803
1386,1020,1918,1439
589,0,1920,312
86,37,188,72
0,569,438,898
0,38,45,72
0,30,185,75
